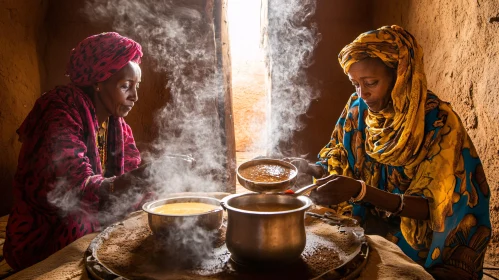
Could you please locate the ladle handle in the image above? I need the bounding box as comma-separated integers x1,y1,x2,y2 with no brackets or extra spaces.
293,183,319,196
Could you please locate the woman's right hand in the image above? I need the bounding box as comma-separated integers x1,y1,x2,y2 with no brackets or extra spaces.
111,163,151,195
309,174,361,205
111,154,196,195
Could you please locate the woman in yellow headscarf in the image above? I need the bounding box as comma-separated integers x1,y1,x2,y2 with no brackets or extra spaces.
294,25,491,279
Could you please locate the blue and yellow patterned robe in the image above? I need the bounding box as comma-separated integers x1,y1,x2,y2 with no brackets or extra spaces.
318,91,491,279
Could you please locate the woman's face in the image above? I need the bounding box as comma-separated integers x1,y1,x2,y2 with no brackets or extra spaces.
96,61,142,118
347,57,396,112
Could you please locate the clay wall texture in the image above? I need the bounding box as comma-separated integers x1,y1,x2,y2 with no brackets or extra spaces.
0,0,48,215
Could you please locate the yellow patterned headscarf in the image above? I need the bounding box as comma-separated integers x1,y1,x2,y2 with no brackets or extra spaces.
338,25,427,169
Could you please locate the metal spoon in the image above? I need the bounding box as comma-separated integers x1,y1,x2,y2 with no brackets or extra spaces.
289,183,319,197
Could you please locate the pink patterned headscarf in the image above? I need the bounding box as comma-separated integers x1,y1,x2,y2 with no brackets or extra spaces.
66,32,143,87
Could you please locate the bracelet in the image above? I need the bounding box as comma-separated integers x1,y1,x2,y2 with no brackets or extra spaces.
386,194,405,217
349,180,367,203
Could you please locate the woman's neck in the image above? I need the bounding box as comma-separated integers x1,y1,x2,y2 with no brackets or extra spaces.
95,107,109,126
87,88,110,125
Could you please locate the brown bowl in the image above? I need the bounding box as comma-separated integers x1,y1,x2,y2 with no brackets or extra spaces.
142,196,223,236
236,158,298,193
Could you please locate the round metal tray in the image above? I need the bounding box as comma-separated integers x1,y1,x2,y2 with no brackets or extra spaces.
85,206,368,280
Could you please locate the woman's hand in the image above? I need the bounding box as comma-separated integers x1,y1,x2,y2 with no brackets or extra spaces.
282,157,309,172
282,157,325,178
112,163,151,195
112,154,196,195
310,174,430,220
308,174,362,206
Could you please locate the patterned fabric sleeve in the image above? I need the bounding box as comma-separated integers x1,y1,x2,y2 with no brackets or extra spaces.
400,102,491,253
316,95,360,216
400,111,459,249
4,94,104,270
122,120,141,172
318,94,356,178
23,98,104,213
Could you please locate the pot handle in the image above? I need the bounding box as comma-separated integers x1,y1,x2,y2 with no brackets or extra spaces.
220,193,238,210
220,197,227,211
220,200,227,210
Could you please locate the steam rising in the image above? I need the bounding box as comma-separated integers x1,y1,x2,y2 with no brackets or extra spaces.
265,0,320,156
46,0,320,226
85,0,228,199
154,218,221,269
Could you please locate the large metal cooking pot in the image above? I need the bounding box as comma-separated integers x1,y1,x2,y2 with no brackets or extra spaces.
236,158,298,193
220,192,313,264
142,196,223,236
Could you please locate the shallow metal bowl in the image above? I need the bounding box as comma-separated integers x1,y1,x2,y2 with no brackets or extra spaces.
142,196,223,236
236,158,298,193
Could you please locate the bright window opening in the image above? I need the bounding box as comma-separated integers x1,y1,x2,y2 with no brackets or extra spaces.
228,0,267,155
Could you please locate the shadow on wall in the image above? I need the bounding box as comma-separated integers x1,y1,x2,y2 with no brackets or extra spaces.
0,73,15,215
0,165,15,216
289,0,373,160
0,0,48,216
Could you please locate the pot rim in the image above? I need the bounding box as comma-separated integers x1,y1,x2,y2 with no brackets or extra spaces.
221,193,312,215
142,196,223,217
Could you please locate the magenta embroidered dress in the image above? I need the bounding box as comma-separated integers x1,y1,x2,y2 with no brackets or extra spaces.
4,85,141,270
4,32,143,270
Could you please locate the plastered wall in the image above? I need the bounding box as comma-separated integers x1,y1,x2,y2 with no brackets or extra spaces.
0,0,48,215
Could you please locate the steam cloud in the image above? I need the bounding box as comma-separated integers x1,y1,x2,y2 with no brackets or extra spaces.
46,0,320,224
154,217,221,269
84,0,228,201
265,0,320,156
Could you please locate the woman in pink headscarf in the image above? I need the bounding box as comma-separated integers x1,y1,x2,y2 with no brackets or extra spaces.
4,32,151,270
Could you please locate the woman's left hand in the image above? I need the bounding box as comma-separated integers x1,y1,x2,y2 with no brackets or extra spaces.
308,174,362,206
282,157,325,178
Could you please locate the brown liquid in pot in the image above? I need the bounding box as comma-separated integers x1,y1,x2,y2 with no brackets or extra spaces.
237,203,298,212
239,164,295,182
